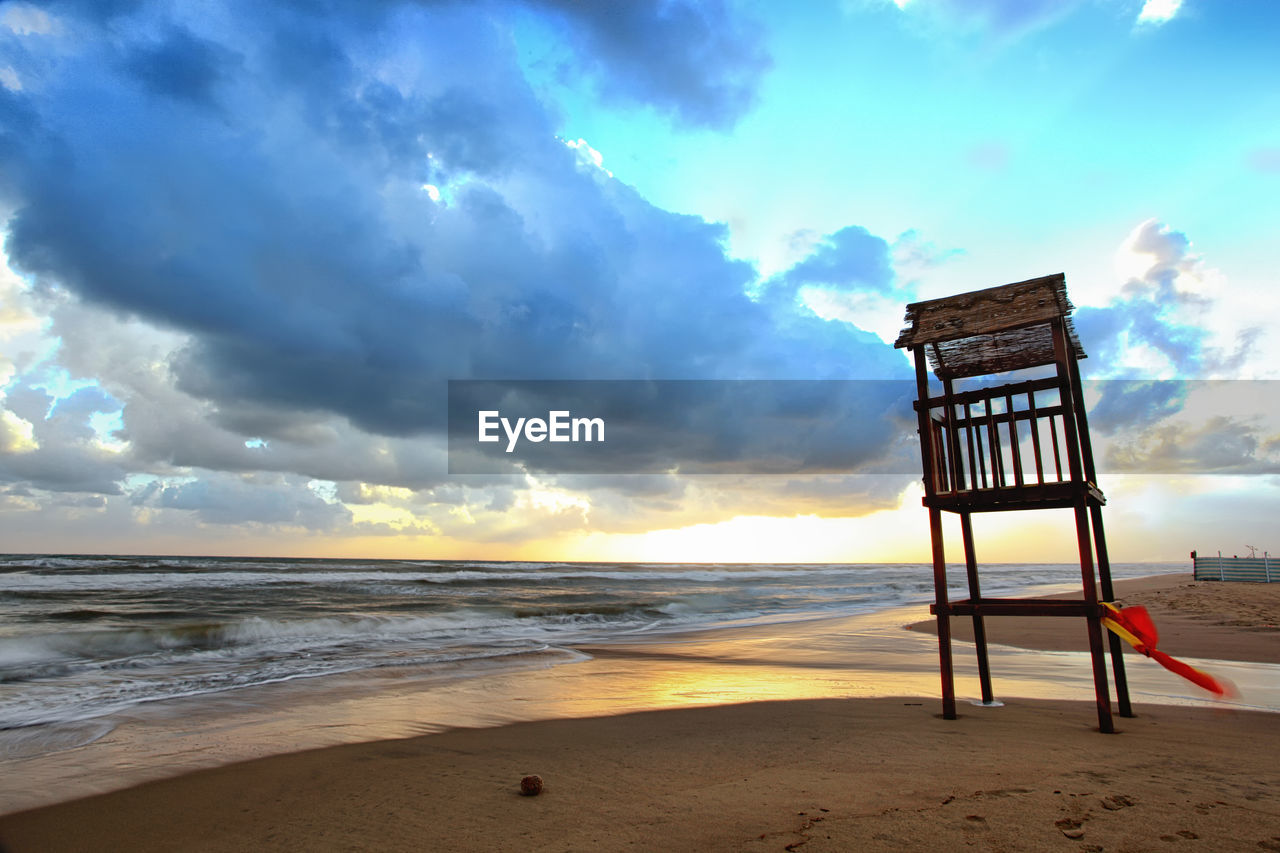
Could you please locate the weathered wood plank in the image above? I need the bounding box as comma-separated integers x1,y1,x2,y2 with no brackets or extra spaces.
894,273,1085,378
933,598,1100,618
894,274,1066,342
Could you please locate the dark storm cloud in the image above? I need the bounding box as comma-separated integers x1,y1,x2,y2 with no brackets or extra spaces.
0,446,127,495
528,0,770,130
0,0,913,513
121,26,239,107
1086,380,1188,436
775,226,894,293
2,0,904,422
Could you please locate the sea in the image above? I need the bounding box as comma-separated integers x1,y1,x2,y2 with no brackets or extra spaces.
0,554,1176,732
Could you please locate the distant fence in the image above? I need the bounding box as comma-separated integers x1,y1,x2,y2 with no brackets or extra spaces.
1193,554,1276,582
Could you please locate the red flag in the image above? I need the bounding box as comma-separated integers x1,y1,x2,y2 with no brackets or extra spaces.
1147,648,1233,697
1115,605,1158,648
1100,602,1233,698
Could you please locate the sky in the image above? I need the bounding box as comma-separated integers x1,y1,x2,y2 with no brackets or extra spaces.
1,0,1278,563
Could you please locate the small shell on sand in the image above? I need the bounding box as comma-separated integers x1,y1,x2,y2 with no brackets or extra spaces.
520,775,543,796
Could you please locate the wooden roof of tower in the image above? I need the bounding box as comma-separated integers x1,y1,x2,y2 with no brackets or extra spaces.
893,273,1085,379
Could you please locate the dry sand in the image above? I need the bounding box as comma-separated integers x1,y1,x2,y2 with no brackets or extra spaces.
906,573,1280,663
4,573,1279,852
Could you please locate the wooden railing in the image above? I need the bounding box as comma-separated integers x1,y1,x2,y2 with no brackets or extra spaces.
919,376,1080,498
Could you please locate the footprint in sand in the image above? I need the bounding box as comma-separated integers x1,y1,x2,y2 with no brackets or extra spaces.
1160,830,1200,841
1100,794,1136,810
1055,817,1085,840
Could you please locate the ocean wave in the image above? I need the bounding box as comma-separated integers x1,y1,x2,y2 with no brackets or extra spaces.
0,564,879,593
0,645,582,730
0,559,1180,731
0,599,736,680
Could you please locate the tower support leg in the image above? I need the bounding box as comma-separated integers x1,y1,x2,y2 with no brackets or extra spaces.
1092,504,1133,717
960,512,994,704
1075,502,1115,733
929,507,957,719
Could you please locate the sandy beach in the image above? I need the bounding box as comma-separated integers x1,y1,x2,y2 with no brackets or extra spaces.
3,572,1278,852
2,698,1279,852
906,572,1280,663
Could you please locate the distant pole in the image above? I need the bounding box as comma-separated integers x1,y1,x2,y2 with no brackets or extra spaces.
1218,550,1223,581
1266,552,1272,583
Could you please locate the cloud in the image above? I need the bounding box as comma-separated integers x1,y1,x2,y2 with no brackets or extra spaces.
759,226,910,344
153,473,352,529
1105,415,1280,475
1075,219,1250,381
757,227,929,346
1136,0,1182,25
0,0,923,545
527,0,771,130
0,376,129,494
774,226,894,294
890,230,964,276
121,26,241,108
565,472,916,536
1,3,61,36
1070,221,1272,466
884,0,1190,44
0,1,784,443
1075,298,1203,378
1115,218,1197,287
1092,379,1280,475
1086,379,1188,436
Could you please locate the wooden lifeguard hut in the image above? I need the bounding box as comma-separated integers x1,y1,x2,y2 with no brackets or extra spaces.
894,273,1132,732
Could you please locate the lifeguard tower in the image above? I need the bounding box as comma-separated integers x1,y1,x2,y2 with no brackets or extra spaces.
894,273,1132,732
